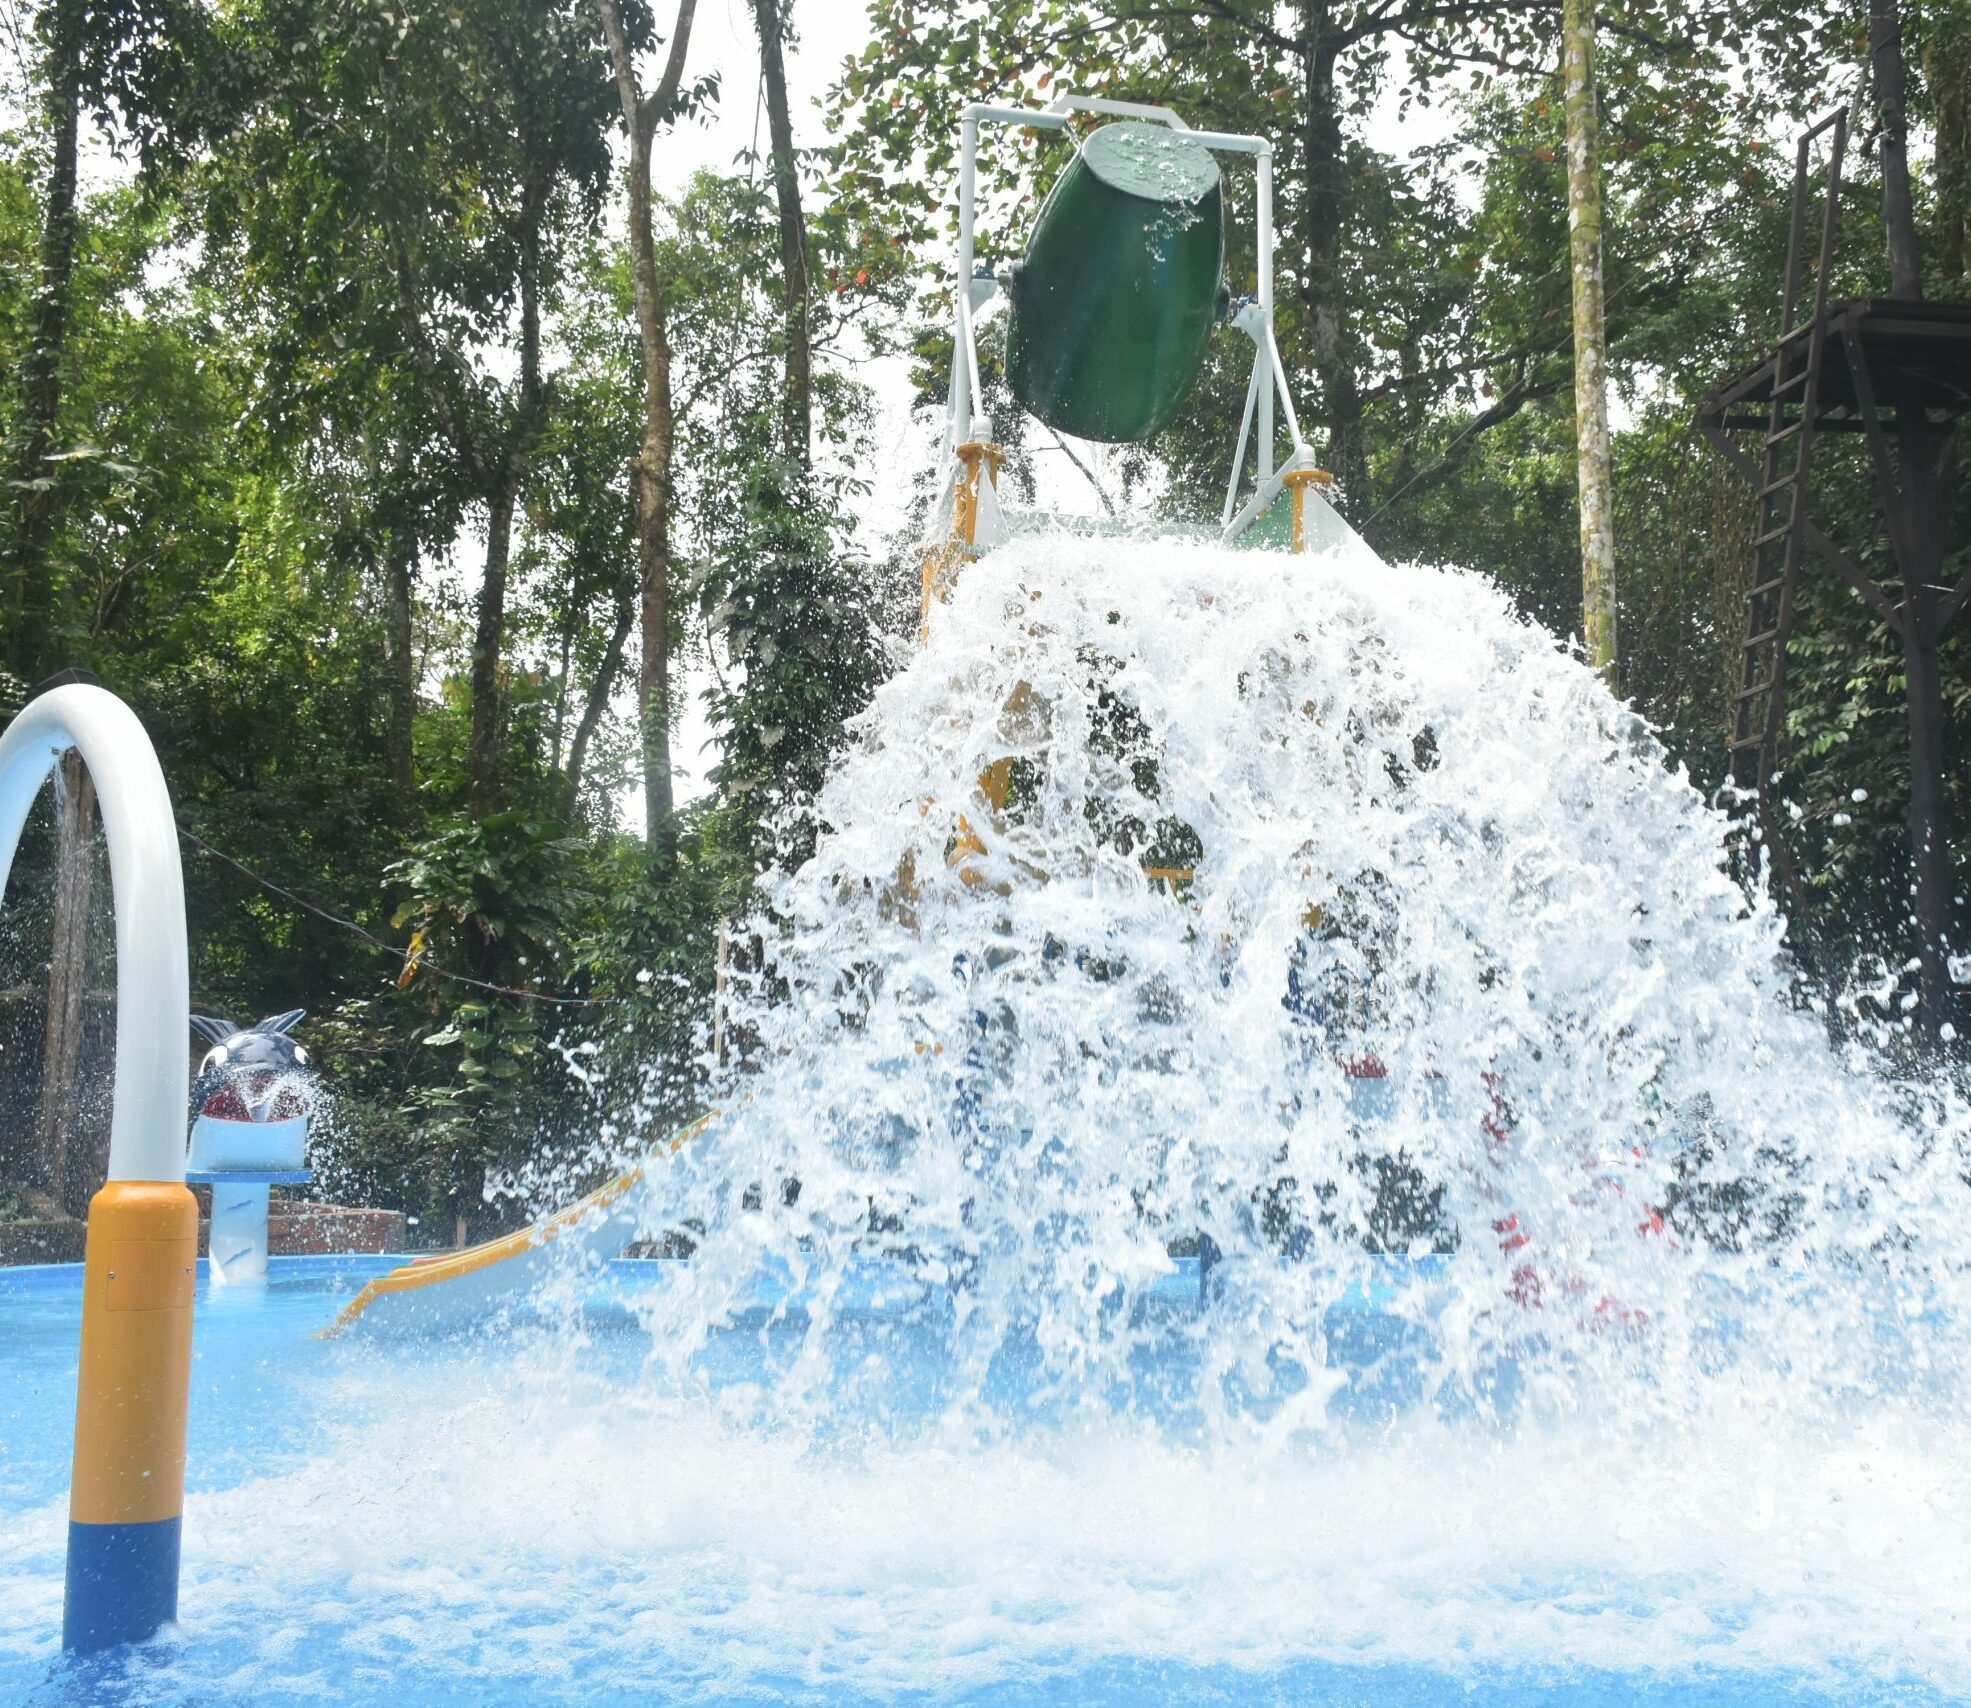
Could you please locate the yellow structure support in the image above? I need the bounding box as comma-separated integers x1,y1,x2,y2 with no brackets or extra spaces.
1282,466,1336,554
920,441,1006,640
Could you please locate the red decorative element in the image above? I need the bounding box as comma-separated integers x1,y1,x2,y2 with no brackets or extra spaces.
1339,1051,1664,1327
200,1085,249,1121
1492,1212,1530,1255
201,1071,308,1122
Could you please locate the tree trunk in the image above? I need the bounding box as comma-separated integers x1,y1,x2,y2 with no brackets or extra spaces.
635,271,680,860
594,0,699,863
465,182,548,820
467,474,519,816
37,748,95,1216
1563,0,1619,690
753,0,811,464
626,127,680,860
1873,0,1924,300
382,515,418,804
7,3,82,683
565,584,635,811
1299,22,1369,512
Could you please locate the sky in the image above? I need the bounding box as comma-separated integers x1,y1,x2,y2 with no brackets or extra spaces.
652,0,875,185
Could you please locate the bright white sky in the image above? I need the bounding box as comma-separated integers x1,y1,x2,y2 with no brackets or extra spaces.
655,0,872,182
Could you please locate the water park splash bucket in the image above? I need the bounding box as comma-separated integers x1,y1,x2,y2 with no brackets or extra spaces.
1004,121,1226,443
918,93,1341,640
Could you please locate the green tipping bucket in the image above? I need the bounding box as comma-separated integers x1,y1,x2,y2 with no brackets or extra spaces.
1005,122,1225,445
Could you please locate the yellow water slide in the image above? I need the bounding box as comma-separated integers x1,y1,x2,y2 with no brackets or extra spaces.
324,1113,717,1336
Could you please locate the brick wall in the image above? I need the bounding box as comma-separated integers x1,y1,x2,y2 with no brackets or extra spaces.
189,1186,406,1256
1,1197,407,1265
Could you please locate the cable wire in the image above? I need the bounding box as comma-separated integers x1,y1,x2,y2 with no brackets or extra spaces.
177,826,629,1008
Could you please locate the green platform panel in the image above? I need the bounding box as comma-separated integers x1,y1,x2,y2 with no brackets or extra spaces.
1005,123,1225,445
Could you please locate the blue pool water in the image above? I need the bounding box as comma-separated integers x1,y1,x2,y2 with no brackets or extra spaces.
0,1256,1963,1706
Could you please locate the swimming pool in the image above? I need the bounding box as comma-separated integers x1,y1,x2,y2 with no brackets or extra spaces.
1,1254,1962,1706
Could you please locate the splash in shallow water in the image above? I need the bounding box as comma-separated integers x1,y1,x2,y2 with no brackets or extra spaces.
6,1330,1963,1704
8,526,1966,1707
607,527,1969,1448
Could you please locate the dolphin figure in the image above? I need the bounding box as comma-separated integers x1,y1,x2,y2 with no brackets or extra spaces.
186,1011,317,1283
190,1009,313,1126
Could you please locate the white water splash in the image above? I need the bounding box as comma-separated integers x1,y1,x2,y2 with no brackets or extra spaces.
8,527,1966,1706
619,528,1968,1447
3,1342,1964,1703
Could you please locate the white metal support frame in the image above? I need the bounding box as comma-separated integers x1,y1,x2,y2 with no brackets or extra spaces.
938,92,1330,546
3,684,203,1656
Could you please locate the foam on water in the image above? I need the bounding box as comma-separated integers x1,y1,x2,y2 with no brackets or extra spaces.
2,1334,1966,1703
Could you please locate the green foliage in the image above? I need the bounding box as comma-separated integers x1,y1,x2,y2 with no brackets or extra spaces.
2,0,1968,1221
702,461,890,869
650,169,898,878
391,813,585,972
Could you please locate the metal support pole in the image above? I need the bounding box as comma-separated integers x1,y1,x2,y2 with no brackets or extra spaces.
1223,352,1265,528
1902,589,1954,1033
1897,411,1957,1037
1257,146,1275,487
953,116,980,453
0,684,194,1653
1266,325,1305,452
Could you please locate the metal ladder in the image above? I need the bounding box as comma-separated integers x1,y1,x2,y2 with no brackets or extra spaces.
1729,109,1848,796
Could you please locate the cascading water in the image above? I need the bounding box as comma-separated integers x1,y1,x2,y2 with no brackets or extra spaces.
5,527,1967,1706
630,527,1970,1445
335,520,1963,1698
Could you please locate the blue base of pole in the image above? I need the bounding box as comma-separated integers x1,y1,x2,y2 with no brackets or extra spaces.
62,1516,181,1652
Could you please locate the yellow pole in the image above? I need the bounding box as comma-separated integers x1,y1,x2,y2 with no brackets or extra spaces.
920,441,1005,640
1282,466,1336,554
64,1180,197,1649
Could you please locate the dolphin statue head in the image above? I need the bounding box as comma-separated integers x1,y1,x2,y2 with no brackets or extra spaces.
189,1010,315,1126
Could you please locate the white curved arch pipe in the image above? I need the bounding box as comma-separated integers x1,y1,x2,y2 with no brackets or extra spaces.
0,685,188,1184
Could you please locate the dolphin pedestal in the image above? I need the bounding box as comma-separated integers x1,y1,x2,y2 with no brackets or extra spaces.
185,1011,316,1284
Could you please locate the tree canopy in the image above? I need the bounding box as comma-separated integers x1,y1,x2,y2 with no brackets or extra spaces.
0,0,1964,1234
